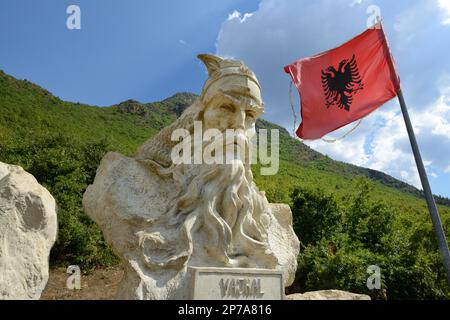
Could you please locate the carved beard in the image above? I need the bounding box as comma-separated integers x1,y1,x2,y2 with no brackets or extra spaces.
157,133,278,270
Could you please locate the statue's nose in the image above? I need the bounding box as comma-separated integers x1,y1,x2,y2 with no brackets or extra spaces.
231,110,246,130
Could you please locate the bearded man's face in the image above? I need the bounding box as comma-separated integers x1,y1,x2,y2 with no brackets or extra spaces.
200,93,262,165
202,93,262,132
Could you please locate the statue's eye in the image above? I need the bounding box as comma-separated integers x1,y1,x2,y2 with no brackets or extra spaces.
220,105,235,112
246,111,256,119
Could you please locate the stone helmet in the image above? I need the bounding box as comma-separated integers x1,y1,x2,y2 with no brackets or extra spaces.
197,54,264,114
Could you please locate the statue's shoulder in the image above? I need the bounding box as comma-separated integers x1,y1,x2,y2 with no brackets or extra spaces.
83,151,178,226
268,203,293,226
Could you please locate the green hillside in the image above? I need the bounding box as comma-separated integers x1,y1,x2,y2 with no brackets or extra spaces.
0,70,449,299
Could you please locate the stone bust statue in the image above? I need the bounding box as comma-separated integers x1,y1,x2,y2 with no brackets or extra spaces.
83,54,299,300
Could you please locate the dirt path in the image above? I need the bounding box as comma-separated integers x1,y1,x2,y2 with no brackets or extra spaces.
41,266,123,300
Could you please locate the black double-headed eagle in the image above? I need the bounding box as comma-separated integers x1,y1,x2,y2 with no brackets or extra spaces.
321,54,364,112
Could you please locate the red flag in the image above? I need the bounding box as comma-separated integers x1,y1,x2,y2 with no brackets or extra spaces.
284,23,400,140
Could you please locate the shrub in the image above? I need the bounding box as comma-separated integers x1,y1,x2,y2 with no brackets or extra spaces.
291,179,450,299
291,187,342,247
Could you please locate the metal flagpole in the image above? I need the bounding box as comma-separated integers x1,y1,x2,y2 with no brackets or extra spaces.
397,88,450,286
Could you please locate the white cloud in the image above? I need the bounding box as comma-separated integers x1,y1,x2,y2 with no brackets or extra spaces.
438,0,450,25
393,4,425,46
445,165,450,173
362,85,450,188
227,10,241,20
364,108,421,187
431,172,438,178
227,10,253,23
350,0,365,8
242,13,254,23
307,134,369,167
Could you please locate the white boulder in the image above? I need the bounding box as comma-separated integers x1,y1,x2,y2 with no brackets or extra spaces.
0,162,57,300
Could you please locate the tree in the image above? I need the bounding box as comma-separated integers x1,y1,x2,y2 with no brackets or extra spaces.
291,187,342,247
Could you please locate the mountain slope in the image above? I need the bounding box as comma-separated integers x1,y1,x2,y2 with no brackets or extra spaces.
0,69,448,209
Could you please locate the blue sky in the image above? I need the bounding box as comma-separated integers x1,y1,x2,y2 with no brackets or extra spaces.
0,0,259,105
1,0,449,198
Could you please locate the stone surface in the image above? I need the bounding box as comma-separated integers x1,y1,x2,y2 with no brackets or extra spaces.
83,54,300,300
190,267,284,300
0,162,57,300
287,290,371,300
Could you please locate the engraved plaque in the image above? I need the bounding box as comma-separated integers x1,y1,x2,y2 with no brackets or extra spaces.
189,267,284,300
